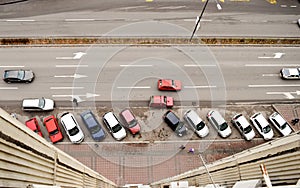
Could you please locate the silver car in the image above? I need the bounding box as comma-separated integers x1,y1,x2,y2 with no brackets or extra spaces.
184,109,209,138
207,110,231,138
231,114,255,141
280,68,300,80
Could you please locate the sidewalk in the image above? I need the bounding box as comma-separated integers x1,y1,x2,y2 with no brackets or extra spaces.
272,104,300,132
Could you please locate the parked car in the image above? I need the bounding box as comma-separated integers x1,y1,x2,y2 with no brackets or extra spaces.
207,110,231,138
103,112,127,141
231,114,255,141
60,112,84,144
119,109,141,135
80,110,106,141
184,109,209,138
157,79,182,91
250,112,274,140
280,68,300,80
163,110,187,137
22,97,54,111
3,69,34,83
269,112,292,136
25,118,43,137
149,95,173,108
43,115,63,143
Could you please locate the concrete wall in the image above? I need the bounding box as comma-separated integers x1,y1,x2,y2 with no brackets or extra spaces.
0,108,117,188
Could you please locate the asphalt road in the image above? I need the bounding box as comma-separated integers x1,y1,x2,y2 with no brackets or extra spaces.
0,0,299,37
0,46,299,103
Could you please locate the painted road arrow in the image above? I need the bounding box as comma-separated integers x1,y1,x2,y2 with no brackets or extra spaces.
54,74,88,79
258,52,285,59
56,52,86,60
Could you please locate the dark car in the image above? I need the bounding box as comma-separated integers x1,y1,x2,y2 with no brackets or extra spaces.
25,118,43,137
80,110,106,141
119,109,141,135
163,110,187,137
3,69,34,83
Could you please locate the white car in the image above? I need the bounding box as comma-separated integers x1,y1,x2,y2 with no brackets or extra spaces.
207,110,231,138
103,112,127,141
250,113,273,140
22,97,54,111
269,112,292,136
184,109,209,138
280,68,300,80
231,114,255,141
60,112,84,144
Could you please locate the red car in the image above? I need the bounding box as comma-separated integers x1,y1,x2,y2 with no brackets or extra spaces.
120,109,141,135
158,79,181,91
149,95,173,108
44,115,63,143
25,118,43,137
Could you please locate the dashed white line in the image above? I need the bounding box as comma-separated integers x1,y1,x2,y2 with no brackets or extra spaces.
245,64,300,67
120,65,153,67
0,65,25,68
0,87,18,90
249,84,300,88
117,86,151,89
280,5,287,7
65,19,95,21
184,64,216,67
6,19,35,22
290,5,297,8
184,85,216,89
55,65,88,68
262,74,278,77
50,87,84,90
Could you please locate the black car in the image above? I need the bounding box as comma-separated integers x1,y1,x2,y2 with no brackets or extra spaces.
163,110,187,137
3,69,34,83
80,110,106,141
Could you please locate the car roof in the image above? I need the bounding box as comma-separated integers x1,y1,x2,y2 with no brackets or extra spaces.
44,116,58,132
236,115,249,128
61,113,77,129
271,113,286,125
166,111,179,125
4,70,19,78
186,110,201,124
22,98,40,107
120,109,134,121
209,110,224,123
254,113,268,127
25,118,37,130
104,112,118,126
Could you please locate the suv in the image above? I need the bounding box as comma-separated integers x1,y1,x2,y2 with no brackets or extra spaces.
60,112,84,144
269,112,292,136
22,98,54,111
163,110,187,137
103,112,127,141
184,109,209,138
207,110,231,138
250,112,274,140
231,114,255,141
119,109,141,135
25,118,43,137
43,115,63,143
80,110,106,141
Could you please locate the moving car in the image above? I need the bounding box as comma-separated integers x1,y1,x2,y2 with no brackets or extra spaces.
25,118,43,137
158,79,182,91
103,112,127,141
250,112,274,140
149,95,173,108
280,68,300,80
163,110,187,137
120,109,141,135
3,69,34,83
231,114,255,141
184,109,209,138
22,98,54,111
207,110,231,138
80,110,106,141
60,112,84,144
44,115,63,143
269,112,292,136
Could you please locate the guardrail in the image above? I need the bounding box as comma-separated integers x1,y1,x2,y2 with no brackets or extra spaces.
151,131,300,188
0,108,117,188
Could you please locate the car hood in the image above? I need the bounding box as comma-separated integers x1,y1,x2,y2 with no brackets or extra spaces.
262,129,274,140
280,126,292,136
112,127,126,141
195,125,209,138
43,99,54,110
219,126,232,138
129,124,140,135
69,131,84,143
24,71,34,80
244,130,255,141
92,129,106,141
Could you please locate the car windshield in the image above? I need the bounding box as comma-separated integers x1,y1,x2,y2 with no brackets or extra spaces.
243,125,252,134
17,70,25,80
112,124,122,133
196,121,205,130
263,125,271,134
128,119,137,128
68,126,79,136
38,98,45,108
280,122,287,130
90,125,101,134
49,129,58,136
219,122,228,131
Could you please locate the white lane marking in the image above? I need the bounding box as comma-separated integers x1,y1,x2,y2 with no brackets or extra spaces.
290,5,297,8
50,87,84,90
258,52,285,59
56,52,86,60
266,92,295,99
280,5,287,7
158,6,187,10
6,19,35,22
249,84,300,88
0,87,18,90
54,74,87,79
262,74,278,77
117,86,151,89
52,93,99,98
55,65,88,68
184,64,216,67
120,65,153,67
183,19,212,22
65,19,95,21
245,64,300,67
184,85,216,89
0,65,25,68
